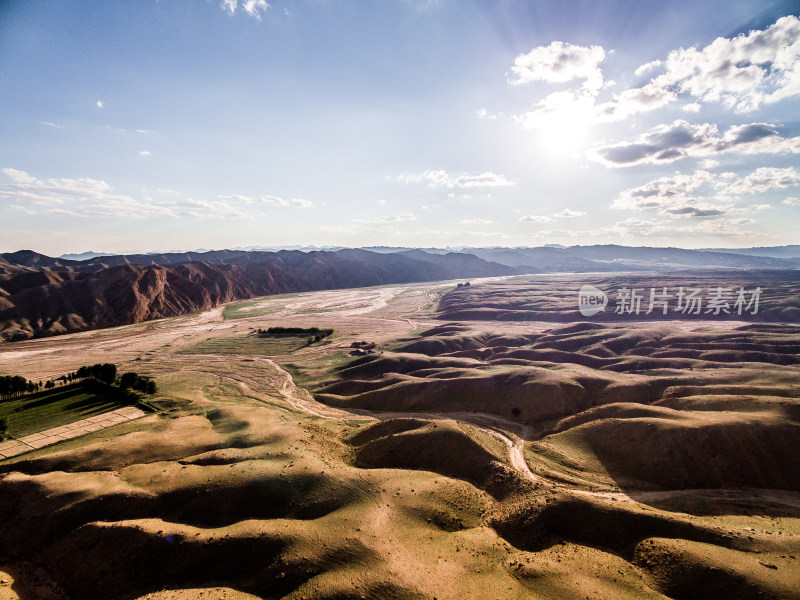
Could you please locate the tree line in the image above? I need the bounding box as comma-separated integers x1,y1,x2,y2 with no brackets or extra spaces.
256,326,333,338
0,375,37,400
1,363,156,401
255,326,334,345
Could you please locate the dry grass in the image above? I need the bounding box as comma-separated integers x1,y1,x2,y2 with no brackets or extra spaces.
1,275,799,599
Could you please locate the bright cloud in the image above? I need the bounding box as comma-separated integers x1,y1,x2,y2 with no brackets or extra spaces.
356,212,418,224
511,16,800,130
591,120,800,167
395,170,514,189
611,216,761,239
96,100,104,108
509,41,606,93
519,208,586,223
612,167,800,218
599,16,800,119
217,194,313,208
724,167,800,195
0,169,312,220
220,0,269,19
553,208,586,218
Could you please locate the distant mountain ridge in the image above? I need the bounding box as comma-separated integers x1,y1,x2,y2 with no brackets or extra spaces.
0,248,515,341
1,245,797,341
697,245,800,259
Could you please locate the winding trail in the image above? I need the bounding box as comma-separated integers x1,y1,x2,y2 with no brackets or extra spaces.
255,359,541,483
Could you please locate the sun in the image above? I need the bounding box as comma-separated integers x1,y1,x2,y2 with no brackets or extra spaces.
536,108,593,157
524,90,596,157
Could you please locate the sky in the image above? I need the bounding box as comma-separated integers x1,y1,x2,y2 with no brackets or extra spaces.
1,0,799,255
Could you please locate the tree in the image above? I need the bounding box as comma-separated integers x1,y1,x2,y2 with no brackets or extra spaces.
45,380,55,389
0,417,7,441
98,363,117,385
120,372,139,389
146,380,157,394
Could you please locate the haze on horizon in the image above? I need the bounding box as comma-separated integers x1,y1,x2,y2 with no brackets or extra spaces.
1,0,799,255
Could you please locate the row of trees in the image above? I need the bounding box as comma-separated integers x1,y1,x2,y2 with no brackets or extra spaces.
255,326,334,345
77,363,156,394
76,363,118,385
0,375,38,400
257,326,334,338
119,372,157,394
1,363,156,402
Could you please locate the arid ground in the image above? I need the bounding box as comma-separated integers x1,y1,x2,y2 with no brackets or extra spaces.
1,274,799,599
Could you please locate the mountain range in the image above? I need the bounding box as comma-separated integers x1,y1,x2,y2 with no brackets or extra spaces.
1,245,798,341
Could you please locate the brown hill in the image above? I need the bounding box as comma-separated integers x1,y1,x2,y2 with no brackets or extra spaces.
0,249,514,341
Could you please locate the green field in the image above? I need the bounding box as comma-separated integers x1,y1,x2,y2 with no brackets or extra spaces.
0,384,134,438
222,293,303,320
182,334,310,356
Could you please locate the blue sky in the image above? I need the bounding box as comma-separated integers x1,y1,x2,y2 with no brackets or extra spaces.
1,0,799,254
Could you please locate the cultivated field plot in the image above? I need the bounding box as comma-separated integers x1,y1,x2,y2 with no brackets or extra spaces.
0,383,134,438
181,334,311,356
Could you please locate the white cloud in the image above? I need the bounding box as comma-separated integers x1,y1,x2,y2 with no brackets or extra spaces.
612,167,800,218
460,218,493,224
221,0,237,15
509,41,606,93
611,216,761,238
355,212,417,224
553,208,586,218
394,169,514,189
612,170,726,215
0,169,313,220
599,16,800,119
40,121,62,129
2,168,37,184
220,0,269,19
0,169,175,219
591,120,800,167
514,88,598,130
725,167,800,195
519,208,586,223
217,194,313,208
784,196,800,206
243,0,269,19
634,60,662,76
594,81,676,122
139,150,151,156
96,101,104,108
510,17,800,129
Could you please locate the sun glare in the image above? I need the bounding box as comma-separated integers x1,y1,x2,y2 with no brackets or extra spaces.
529,96,595,157
537,114,592,156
